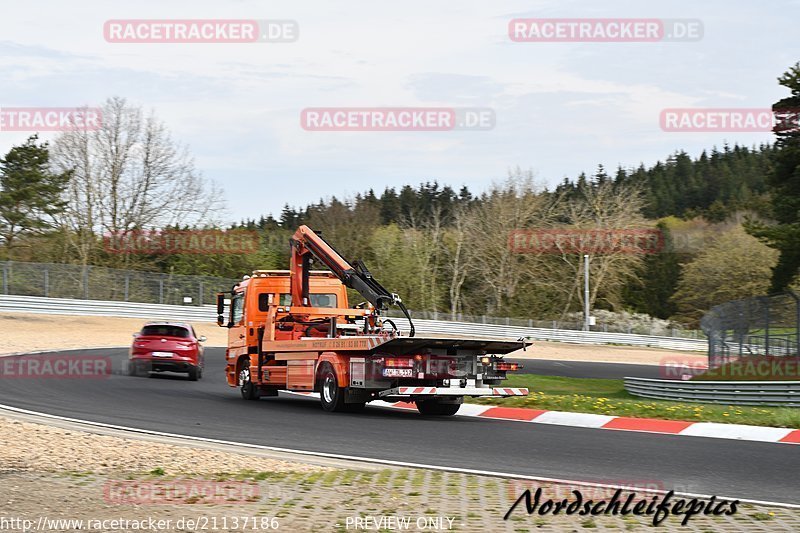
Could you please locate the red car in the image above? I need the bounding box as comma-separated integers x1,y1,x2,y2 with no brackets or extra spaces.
128,322,205,380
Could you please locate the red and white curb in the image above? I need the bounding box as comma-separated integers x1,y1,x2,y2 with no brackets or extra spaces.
283,391,800,445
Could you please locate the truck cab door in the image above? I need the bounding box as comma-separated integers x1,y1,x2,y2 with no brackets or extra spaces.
227,290,249,380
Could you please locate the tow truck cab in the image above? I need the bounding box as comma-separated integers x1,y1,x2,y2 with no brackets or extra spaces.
218,270,347,388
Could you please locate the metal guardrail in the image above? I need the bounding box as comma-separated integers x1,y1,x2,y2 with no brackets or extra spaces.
0,295,707,352
625,377,800,406
0,295,214,322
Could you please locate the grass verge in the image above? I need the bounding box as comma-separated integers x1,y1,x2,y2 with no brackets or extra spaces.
465,374,800,428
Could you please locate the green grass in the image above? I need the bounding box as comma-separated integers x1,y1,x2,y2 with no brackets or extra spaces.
465,374,800,428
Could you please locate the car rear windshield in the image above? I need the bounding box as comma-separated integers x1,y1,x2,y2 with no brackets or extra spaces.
140,325,190,338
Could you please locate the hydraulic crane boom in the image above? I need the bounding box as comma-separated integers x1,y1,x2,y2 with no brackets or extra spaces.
289,225,415,335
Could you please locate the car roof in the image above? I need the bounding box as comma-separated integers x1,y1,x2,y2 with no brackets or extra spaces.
142,322,191,328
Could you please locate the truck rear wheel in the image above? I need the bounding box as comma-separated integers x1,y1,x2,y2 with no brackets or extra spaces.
238,365,261,400
416,400,461,416
319,362,348,412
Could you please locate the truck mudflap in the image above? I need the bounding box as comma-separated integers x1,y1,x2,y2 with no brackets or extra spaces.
378,386,529,398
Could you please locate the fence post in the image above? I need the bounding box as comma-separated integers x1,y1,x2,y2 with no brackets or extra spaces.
83,266,90,300
124,275,130,302
44,268,49,298
2,261,8,295
765,296,771,357
199,281,203,306
789,291,800,357
158,279,164,304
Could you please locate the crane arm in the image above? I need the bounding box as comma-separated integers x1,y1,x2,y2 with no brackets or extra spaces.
289,225,402,312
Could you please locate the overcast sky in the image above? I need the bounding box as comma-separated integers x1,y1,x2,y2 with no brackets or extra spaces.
1,0,798,223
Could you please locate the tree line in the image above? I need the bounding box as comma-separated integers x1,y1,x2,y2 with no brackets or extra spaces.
2,63,799,327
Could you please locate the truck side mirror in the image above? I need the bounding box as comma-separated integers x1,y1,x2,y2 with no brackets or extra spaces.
216,293,227,327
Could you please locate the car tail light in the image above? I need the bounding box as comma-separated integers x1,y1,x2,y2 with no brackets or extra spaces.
494,362,520,371
385,357,414,368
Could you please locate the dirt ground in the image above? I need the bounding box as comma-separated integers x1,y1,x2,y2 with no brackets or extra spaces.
0,312,688,364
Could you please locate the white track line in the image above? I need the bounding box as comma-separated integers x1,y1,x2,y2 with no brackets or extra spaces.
0,402,797,510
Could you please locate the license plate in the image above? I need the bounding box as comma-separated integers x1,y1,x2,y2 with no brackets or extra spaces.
383,368,414,378
151,351,174,358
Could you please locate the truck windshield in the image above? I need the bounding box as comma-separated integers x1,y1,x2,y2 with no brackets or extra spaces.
279,293,338,308
140,325,190,338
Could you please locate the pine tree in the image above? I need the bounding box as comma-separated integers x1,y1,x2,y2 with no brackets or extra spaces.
747,62,800,290
0,135,71,259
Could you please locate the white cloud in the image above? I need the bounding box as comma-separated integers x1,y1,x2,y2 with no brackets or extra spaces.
0,0,795,220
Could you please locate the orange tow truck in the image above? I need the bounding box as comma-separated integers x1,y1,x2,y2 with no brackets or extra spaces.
216,225,529,415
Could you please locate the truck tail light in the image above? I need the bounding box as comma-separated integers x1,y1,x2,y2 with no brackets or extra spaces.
385,357,414,368
494,362,520,371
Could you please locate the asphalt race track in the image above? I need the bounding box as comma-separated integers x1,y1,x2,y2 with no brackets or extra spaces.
1,348,797,505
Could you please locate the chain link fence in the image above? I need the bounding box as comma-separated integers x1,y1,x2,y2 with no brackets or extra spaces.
701,291,800,367
0,261,238,307
1,260,703,339
384,310,702,338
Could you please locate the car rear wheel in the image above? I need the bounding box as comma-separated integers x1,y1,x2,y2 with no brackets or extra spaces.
188,366,199,381
416,400,461,416
239,364,261,400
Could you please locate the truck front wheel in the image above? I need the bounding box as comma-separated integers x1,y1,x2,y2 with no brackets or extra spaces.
319,362,347,412
238,364,261,400
416,400,461,416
